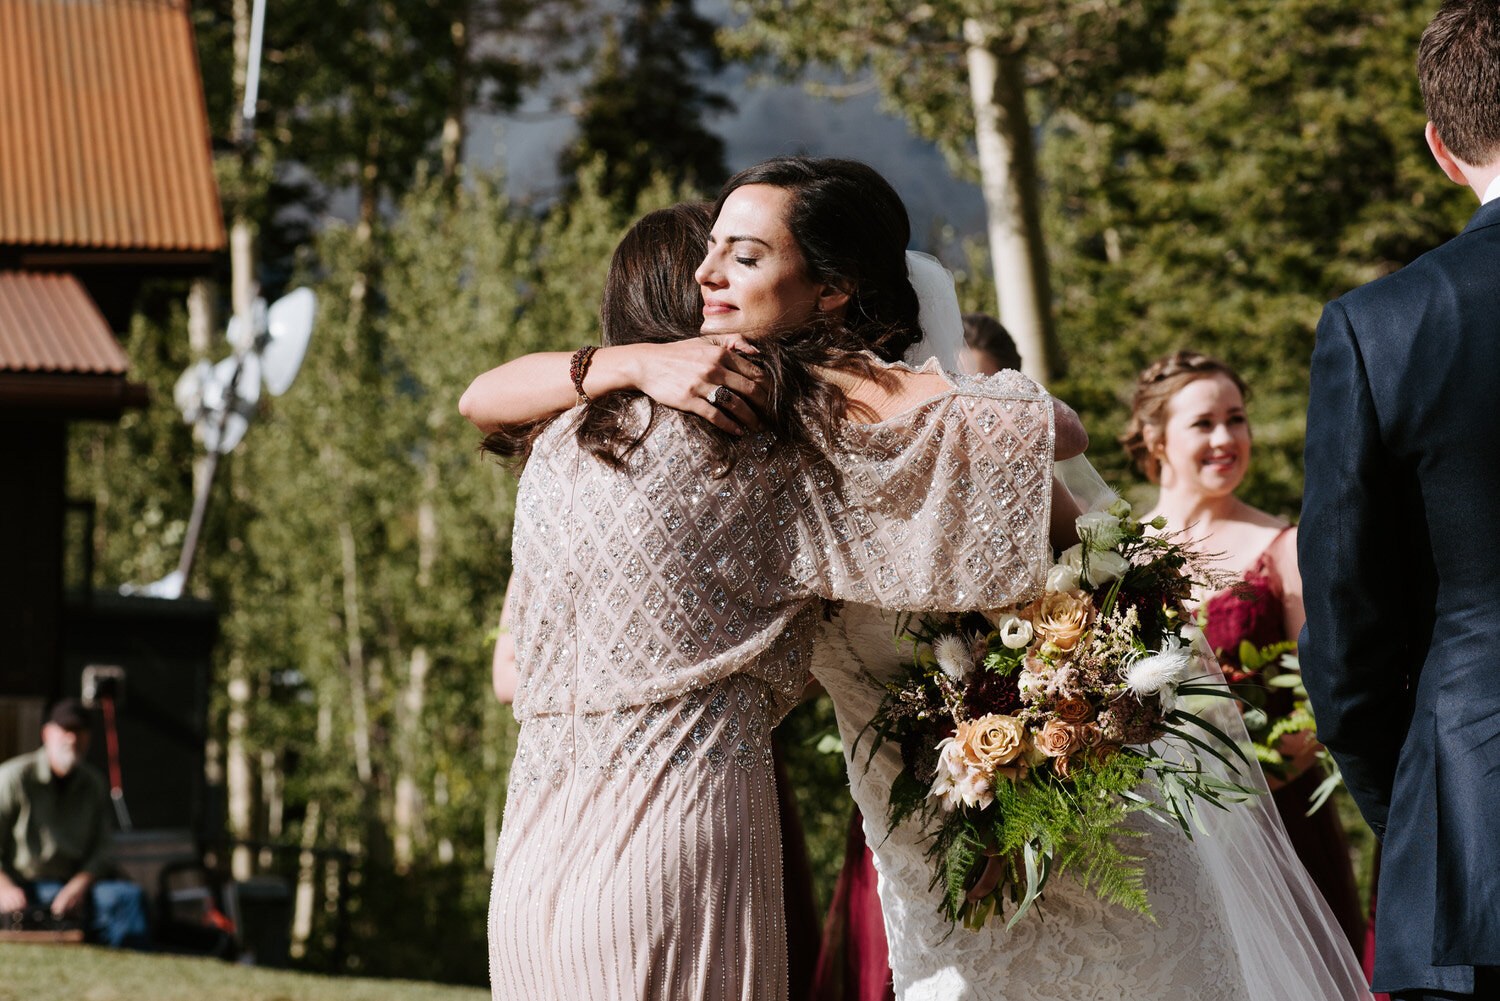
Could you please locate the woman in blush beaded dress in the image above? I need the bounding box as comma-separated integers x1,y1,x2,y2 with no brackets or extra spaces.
464,166,1067,1001
1120,351,1366,963
469,158,1372,1001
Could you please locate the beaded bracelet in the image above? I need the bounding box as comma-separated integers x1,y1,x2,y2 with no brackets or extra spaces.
570,345,600,404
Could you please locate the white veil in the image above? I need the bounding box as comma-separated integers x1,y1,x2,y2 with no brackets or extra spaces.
904,250,1120,513
904,248,1371,998
903,251,966,374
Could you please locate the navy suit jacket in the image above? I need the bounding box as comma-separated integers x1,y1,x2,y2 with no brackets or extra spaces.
1300,197,1500,996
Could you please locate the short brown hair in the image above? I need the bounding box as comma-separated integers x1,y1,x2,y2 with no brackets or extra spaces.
1419,0,1500,166
1119,351,1248,483
961,313,1022,371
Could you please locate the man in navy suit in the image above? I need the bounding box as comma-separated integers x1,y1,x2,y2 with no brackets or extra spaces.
1301,2,1500,998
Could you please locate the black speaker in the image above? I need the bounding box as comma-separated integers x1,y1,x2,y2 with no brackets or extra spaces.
61,593,218,834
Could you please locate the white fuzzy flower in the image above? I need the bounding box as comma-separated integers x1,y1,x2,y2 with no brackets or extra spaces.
933,633,975,682
997,614,1034,650
1046,562,1081,593
1076,510,1124,550
1125,637,1198,708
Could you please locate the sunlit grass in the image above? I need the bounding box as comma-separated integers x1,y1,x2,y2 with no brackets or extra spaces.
0,943,487,1001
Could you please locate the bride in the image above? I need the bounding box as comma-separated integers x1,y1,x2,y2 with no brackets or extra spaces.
464,155,1369,1000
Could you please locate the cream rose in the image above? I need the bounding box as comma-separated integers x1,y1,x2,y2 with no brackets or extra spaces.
956,714,1027,770
1060,543,1130,589
1046,562,1081,593
1026,591,1095,652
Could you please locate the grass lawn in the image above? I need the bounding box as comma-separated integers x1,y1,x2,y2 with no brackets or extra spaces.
0,943,488,1001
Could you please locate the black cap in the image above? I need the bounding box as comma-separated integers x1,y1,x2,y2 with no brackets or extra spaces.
46,698,89,732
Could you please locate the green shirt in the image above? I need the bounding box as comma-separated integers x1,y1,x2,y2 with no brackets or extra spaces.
0,748,111,882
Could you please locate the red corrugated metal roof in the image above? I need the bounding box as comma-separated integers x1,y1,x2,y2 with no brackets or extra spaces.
0,0,226,252
0,270,129,374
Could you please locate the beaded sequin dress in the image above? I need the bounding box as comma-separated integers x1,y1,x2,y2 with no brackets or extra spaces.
488,362,1056,1001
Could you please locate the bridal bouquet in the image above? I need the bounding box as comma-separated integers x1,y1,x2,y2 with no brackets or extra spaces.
1230,641,1343,814
865,501,1259,930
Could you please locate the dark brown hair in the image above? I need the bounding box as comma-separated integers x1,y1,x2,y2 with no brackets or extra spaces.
1119,350,1249,483
712,156,924,362
961,313,1022,371
480,203,859,471
482,157,925,469
1419,0,1500,166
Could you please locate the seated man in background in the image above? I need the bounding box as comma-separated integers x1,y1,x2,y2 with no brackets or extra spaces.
0,698,149,948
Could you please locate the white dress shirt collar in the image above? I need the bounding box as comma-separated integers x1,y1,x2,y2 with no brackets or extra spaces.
1483,173,1500,205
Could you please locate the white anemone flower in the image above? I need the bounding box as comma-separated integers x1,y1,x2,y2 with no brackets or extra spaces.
1125,636,1198,708
933,633,975,682
997,614,1034,650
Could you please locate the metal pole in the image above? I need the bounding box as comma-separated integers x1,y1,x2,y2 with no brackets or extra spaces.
174,353,246,590
240,0,267,144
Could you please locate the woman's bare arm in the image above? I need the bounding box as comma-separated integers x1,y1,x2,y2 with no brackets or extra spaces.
492,585,518,706
1050,478,1084,549
1271,525,1305,642
1052,398,1089,460
458,338,770,435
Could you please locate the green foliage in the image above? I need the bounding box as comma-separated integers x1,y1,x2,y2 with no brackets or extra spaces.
68,166,691,983
560,0,730,207
724,0,1172,180
1034,0,1475,515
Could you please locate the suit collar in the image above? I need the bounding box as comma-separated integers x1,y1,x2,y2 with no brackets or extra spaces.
1460,197,1500,236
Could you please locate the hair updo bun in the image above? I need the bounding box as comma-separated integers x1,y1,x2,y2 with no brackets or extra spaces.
1119,351,1249,483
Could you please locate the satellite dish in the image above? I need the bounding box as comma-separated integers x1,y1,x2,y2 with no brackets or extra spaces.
199,353,261,454
262,288,315,396
128,286,316,598
173,359,216,423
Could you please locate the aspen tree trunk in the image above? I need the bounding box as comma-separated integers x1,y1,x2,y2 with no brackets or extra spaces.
338,521,375,788
222,0,259,882
186,280,217,357
393,462,438,871
226,661,253,880
440,0,471,192
259,747,282,869
290,699,332,958
963,19,1059,384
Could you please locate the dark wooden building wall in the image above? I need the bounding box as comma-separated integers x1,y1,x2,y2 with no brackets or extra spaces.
1,417,64,699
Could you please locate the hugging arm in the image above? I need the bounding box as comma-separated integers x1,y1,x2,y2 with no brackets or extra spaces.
1297,302,1407,839
1052,397,1088,460
492,584,518,706
457,338,769,435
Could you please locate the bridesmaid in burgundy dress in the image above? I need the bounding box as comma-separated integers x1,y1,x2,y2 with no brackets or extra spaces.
1120,351,1372,974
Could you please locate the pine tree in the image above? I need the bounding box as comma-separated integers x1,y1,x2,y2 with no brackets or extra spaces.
559,0,731,206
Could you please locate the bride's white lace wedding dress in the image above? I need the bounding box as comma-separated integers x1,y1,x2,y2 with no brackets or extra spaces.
860,253,1372,1000
812,602,1374,1001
